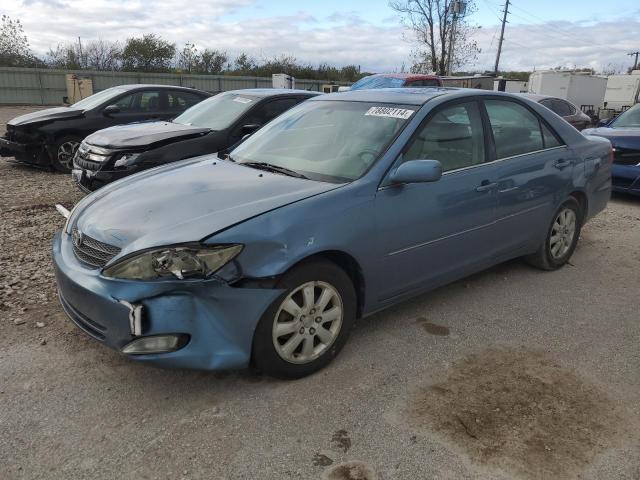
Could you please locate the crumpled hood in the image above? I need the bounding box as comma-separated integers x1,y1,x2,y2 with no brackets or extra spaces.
85,121,211,150
8,107,84,126
74,157,341,259
583,127,640,150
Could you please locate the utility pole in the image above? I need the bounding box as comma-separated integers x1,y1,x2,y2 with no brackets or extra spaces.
78,36,83,67
446,1,466,75
628,51,640,70
493,0,510,75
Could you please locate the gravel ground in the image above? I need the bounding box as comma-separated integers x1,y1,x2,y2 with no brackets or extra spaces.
0,105,639,480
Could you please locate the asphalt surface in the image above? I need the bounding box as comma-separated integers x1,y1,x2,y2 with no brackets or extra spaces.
0,105,639,480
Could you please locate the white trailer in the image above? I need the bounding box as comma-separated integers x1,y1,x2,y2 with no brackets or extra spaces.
272,73,295,89
528,71,607,109
493,79,528,93
603,70,640,111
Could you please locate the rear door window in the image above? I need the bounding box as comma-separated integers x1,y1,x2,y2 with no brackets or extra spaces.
168,91,204,112
113,90,160,112
404,101,485,172
484,100,545,159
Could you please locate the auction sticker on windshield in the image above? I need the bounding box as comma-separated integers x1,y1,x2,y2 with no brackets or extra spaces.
365,106,414,120
233,97,253,104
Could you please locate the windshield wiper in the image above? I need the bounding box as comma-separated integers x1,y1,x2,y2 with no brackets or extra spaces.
240,161,308,179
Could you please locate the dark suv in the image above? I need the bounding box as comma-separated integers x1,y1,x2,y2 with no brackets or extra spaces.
0,84,210,172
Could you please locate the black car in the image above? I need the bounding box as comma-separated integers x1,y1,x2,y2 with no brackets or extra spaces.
0,84,210,172
72,89,320,192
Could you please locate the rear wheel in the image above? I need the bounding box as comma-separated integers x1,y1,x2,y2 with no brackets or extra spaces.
525,197,582,270
52,136,81,173
252,260,356,379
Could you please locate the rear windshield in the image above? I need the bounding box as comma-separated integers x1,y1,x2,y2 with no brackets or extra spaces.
350,76,406,90
173,92,259,130
231,100,416,182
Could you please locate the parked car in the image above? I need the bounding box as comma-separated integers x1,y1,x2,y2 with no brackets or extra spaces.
53,88,611,378
350,73,442,90
520,93,592,130
0,84,210,172
583,103,640,195
72,89,320,192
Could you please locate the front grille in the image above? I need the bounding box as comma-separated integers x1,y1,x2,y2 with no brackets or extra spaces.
72,226,121,268
75,142,114,171
613,148,640,166
58,291,107,341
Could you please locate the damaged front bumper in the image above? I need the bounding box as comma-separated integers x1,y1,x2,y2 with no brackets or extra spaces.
52,231,283,370
0,136,46,163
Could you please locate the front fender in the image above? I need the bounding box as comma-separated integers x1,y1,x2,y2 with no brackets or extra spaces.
207,183,377,299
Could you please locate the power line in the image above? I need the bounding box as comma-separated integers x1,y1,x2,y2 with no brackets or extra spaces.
629,51,640,70
493,0,510,74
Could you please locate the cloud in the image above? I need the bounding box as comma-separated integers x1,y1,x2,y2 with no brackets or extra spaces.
3,0,638,73
471,18,640,72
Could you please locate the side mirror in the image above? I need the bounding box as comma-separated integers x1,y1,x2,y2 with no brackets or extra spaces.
103,105,120,116
390,159,443,184
241,124,261,134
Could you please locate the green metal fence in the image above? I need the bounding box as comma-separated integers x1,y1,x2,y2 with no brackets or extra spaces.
0,67,350,105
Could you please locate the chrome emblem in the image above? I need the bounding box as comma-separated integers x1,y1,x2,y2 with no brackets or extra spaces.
72,229,84,248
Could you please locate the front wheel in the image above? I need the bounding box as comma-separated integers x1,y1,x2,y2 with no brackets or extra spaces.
525,197,582,270
52,136,81,173
252,260,356,379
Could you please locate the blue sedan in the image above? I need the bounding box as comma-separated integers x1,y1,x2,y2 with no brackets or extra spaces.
583,103,640,196
52,88,612,378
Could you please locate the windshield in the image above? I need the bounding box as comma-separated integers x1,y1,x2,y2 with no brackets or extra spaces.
350,76,406,90
173,92,258,130
231,100,416,182
72,87,128,110
610,104,640,128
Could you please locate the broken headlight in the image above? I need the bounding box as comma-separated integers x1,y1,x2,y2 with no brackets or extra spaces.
114,153,141,169
102,244,243,281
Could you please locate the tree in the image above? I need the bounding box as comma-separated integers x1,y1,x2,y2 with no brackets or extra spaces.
197,49,228,74
233,53,257,75
47,39,120,70
120,34,175,72
0,15,42,67
85,39,121,70
390,0,480,75
177,42,198,73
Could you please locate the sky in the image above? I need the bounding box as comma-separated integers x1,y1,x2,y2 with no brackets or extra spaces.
3,0,640,73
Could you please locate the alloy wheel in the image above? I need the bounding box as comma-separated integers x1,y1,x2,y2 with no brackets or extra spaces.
57,140,80,170
272,281,343,364
549,207,577,259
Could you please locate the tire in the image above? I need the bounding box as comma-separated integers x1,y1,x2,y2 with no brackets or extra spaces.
525,197,582,271
51,136,81,173
252,260,356,379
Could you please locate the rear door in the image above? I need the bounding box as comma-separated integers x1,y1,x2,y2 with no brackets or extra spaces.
374,99,500,301
483,98,576,256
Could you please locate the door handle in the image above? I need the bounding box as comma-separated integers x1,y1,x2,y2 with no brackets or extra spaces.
553,158,573,169
475,181,497,192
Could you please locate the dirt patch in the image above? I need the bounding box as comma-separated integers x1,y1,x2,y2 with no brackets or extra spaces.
331,429,352,453
313,453,334,467
321,461,377,480
415,317,450,336
406,347,625,479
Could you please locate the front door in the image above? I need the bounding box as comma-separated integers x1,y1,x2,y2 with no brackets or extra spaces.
374,100,499,302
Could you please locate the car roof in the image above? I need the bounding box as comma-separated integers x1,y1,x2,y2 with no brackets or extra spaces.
107,84,207,92
365,73,440,80
225,88,321,98
516,93,557,102
312,87,489,105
